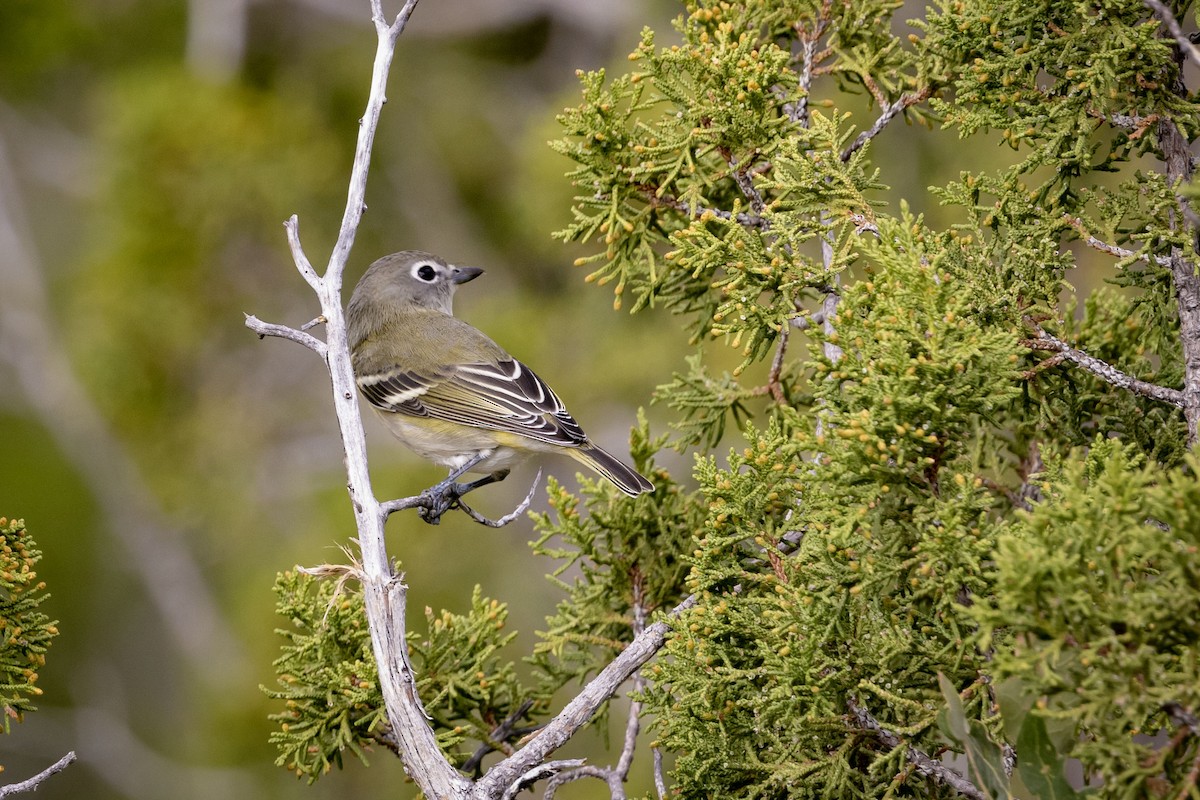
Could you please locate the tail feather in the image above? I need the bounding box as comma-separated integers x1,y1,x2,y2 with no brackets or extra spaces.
570,444,654,497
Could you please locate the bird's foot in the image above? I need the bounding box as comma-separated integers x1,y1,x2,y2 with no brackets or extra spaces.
416,479,468,525
415,468,512,525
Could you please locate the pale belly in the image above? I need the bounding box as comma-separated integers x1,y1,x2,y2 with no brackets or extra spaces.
374,411,542,476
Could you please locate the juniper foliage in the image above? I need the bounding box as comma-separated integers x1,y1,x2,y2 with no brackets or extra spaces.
0,518,58,771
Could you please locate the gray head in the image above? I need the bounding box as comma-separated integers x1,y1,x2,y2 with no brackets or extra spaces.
346,250,484,347
350,248,482,311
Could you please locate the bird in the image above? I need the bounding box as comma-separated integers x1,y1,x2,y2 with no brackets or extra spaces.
346,250,653,522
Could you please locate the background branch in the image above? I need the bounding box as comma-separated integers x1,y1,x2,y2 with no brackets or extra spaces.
847,698,986,800
1143,0,1200,68
1023,326,1185,408
0,751,76,798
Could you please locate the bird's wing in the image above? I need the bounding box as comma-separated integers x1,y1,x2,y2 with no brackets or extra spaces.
357,359,589,447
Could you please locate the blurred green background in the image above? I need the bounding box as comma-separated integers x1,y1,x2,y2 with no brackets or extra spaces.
0,1,1110,798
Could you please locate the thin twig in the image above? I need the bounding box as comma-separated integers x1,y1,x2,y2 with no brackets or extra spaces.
840,87,931,162
378,494,426,516
327,0,421,282
284,215,321,290
652,748,667,800
1143,0,1200,68
464,699,539,776
0,751,77,798
847,698,987,800
613,586,649,782
502,760,586,800
719,148,768,217
820,283,843,363
458,470,542,528
642,187,768,230
1022,325,1184,408
1099,110,1160,138
543,765,612,800
789,7,830,127
243,314,329,356
478,595,698,799
1063,215,1173,266
763,323,792,400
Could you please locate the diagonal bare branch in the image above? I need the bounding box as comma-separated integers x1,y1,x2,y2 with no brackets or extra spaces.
477,595,697,799
1063,215,1173,266
243,314,328,355
848,697,986,800
0,751,76,798
1023,325,1184,408
1143,0,1200,69
840,87,931,162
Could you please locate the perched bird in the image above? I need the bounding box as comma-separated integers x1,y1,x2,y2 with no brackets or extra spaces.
346,250,653,520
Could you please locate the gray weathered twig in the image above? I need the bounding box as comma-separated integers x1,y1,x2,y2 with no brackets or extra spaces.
476,595,697,799
0,751,77,798
1023,325,1184,409
848,698,987,800
243,314,328,356
1143,0,1200,68
840,87,931,162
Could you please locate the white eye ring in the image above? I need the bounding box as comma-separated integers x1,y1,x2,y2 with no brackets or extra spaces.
413,262,438,282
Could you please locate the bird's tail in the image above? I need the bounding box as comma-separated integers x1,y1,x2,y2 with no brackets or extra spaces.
569,443,654,497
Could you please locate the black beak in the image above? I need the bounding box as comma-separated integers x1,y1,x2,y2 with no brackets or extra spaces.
451,266,484,284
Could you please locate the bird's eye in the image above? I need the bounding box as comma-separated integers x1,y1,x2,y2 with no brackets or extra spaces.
416,264,437,282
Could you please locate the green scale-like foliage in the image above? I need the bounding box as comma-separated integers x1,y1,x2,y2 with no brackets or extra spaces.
978,441,1200,799
0,518,56,735
647,228,1023,798
530,416,697,690
266,574,554,781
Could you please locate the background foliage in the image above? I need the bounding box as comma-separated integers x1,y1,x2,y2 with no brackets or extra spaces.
4,0,1200,798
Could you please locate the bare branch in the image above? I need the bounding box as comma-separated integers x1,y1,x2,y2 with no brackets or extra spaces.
719,147,768,217
1143,0,1200,69
0,751,77,798
614,590,650,782
243,314,329,356
652,748,667,800
543,765,612,800
840,87,931,162
284,215,321,290
642,187,768,230
478,595,698,799
463,700,539,775
1063,215,1172,266
501,760,585,800
457,470,542,528
820,284,843,363
1023,325,1184,408
328,0,422,286
847,698,987,800
788,12,829,128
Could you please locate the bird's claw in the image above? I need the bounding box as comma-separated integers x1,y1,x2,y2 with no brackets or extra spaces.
416,480,467,525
